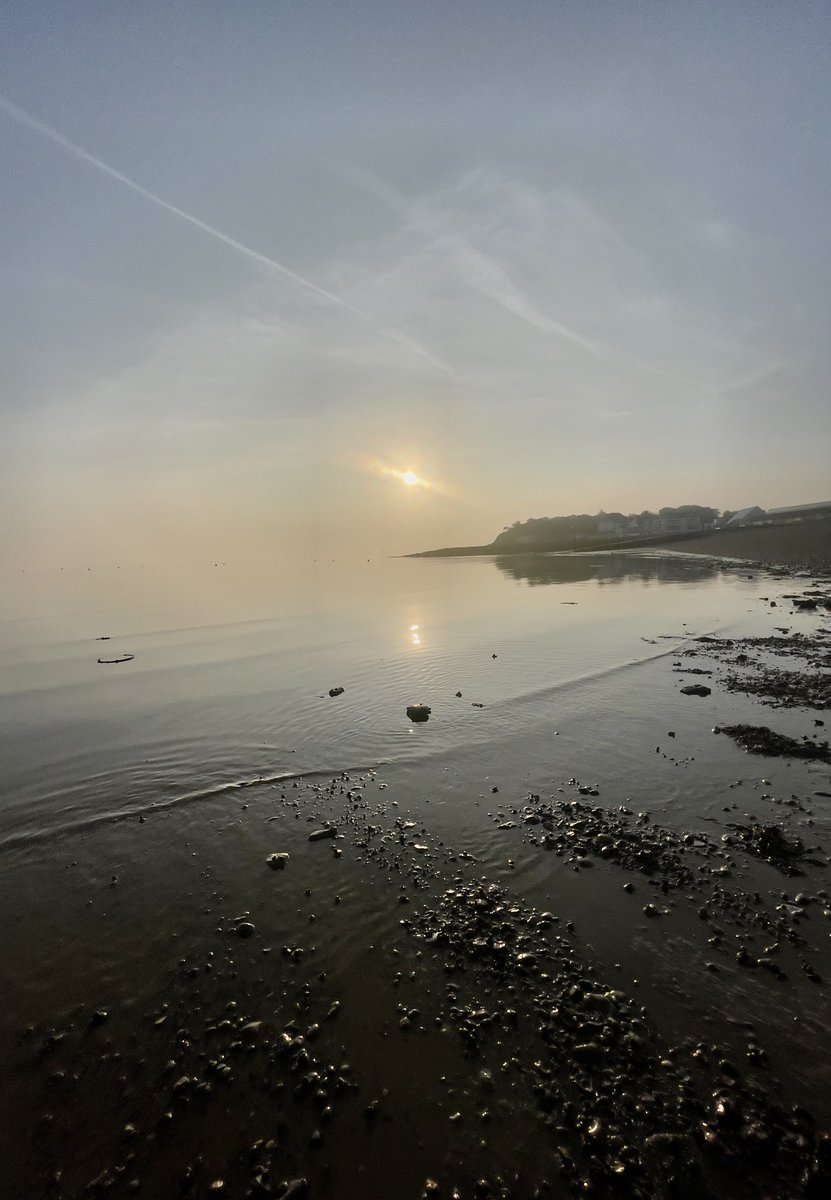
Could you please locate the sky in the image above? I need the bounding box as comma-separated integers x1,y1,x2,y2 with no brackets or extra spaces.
1,0,830,567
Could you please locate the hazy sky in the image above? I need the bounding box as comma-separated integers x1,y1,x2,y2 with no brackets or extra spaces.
2,0,829,566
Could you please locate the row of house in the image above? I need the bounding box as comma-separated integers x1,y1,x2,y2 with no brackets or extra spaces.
494,500,831,553
724,500,831,527
599,500,831,540
597,506,718,538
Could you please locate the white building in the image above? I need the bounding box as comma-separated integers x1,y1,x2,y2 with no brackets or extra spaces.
763,501,831,523
725,506,765,527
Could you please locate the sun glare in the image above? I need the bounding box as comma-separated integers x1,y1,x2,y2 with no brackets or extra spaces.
367,459,444,494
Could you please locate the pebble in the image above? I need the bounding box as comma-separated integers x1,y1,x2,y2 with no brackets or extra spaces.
308,827,336,842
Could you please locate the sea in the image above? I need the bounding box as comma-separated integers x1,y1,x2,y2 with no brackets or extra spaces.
0,552,782,848
1,551,829,1197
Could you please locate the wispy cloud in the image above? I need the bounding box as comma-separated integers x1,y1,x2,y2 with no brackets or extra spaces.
708,359,787,396
441,234,602,353
0,94,451,374
335,164,772,406
334,163,603,355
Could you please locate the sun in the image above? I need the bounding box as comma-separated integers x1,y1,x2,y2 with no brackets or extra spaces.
367,459,441,493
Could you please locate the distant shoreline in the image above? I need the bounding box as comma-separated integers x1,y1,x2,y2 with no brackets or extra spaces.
409,516,831,574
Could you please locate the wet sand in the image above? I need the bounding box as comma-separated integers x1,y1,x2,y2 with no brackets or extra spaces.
1,575,830,1198
655,518,831,573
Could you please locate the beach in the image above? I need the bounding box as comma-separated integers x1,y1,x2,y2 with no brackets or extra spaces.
1,554,829,1199
656,518,831,573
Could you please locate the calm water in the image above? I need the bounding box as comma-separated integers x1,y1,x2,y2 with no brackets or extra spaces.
0,552,769,847
2,552,829,1198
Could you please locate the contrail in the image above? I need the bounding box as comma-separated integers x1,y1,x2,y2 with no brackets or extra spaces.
335,161,602,355
0,93,450,373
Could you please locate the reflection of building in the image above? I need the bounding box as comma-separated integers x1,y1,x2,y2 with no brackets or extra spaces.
494,553,720,587
763,501,831,523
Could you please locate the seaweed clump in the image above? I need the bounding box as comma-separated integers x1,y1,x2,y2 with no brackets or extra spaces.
715,724,830,760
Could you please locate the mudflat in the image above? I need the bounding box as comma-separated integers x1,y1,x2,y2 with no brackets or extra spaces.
656,518,831,572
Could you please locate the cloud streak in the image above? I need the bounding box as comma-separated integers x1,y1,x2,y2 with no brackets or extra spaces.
709,360,787,396
0,94,450,373
336,163,603,355
445,235,602,353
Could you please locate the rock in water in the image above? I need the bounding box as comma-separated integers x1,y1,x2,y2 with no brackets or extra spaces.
680,684,711,697
406,704,431,722
328,686,344,697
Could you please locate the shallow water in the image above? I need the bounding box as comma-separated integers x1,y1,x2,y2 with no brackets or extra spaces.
1,552,829,1198
0,552,769,845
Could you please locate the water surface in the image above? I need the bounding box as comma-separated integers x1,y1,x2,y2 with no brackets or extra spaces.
1,552,828,1198
0,552,766,846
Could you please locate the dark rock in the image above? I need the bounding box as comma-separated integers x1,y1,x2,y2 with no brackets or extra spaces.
308,827,336,842
572,1042,603,1065
328,687,344,697
680,684,711,697
277,1179,309,1198
406,704,431,722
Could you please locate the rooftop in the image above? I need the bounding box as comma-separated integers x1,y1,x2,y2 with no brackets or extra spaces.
765,501,831,517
